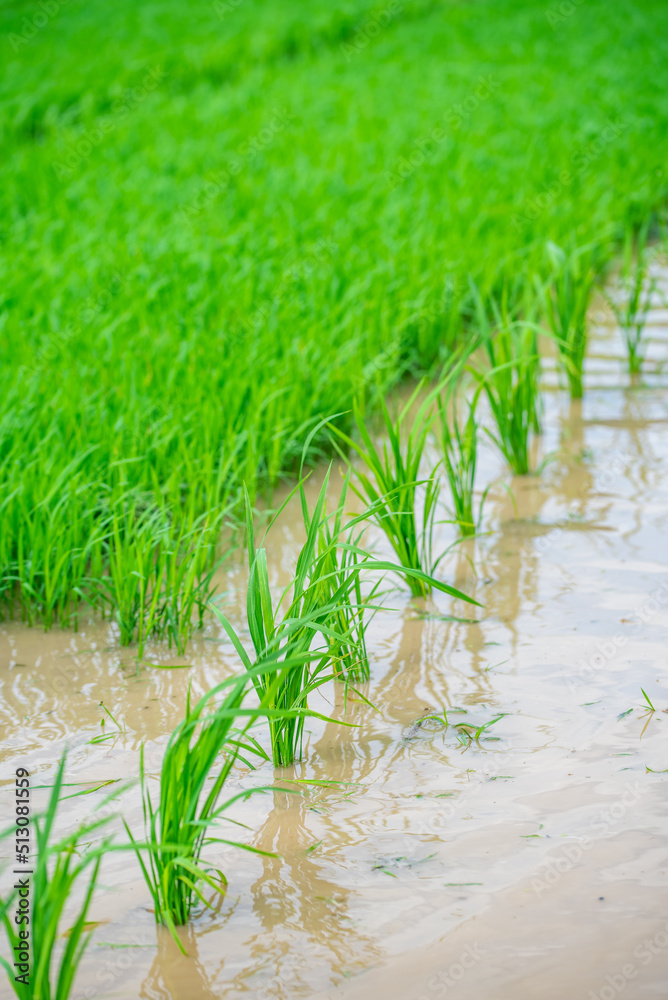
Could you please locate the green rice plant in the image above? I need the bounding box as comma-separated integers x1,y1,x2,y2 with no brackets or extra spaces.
309,477,381,683
126,664,297,951
213,476,369,766
331,384,445,597
297,475,479,673
300,465,404,683
215,470,474,764
604,217,657,374
468,284,542,476
290,426,381,683
542,241,597,398
0,754,113,1000
437,376,488,537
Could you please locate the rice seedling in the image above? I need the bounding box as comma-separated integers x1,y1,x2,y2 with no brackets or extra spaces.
319,546,376,682
0,754,114,1000
126,664,301,950
542,241,597,399
437,375,488,537
309,476,382,683
467,284,542,476
331,385,445,597
604,217,657,374
251,474,364,762
300,467,447,680
213,476,373,765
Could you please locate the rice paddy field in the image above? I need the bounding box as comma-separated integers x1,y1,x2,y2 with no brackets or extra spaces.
2,0,668,997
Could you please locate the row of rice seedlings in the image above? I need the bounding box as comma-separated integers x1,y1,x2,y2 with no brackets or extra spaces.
122,471,482,944
435,225,659,518
604,217,657,374
447,225,659,495
330,271,551,553
0,300,593,985
434,267,572,510
0,755,114,1000
0,458,481,992
3,229,660,985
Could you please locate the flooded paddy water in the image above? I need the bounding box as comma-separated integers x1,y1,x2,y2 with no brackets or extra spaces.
2,271,668,999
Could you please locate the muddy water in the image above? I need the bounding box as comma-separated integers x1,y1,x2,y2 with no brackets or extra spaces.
2,272,668,1000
